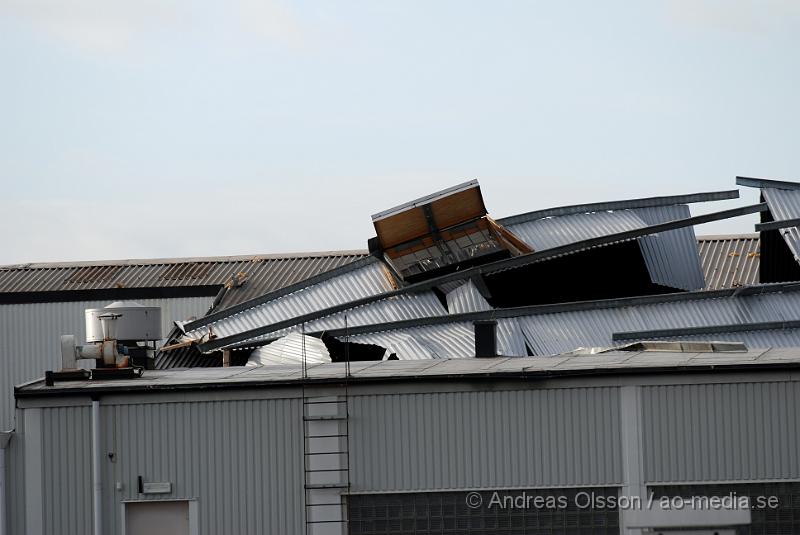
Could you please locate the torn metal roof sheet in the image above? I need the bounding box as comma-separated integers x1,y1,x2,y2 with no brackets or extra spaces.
504,205,705,291
316,282,800,359
182,259,397,339
445,280,491,314
696,234,760,289
350,317,526,359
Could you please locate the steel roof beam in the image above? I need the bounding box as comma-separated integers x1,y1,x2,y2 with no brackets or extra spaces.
736,176,800,191
754,218,800,232
497,190,740,226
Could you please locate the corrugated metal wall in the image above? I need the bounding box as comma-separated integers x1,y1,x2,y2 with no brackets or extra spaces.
349,387,622,492
41,407,93,535
5,412,26,535
0,297,213,430
16,397,303,535
642,382,800,483
99,398,303,535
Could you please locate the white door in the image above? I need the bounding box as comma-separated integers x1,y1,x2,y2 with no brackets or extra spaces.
125,501,190,535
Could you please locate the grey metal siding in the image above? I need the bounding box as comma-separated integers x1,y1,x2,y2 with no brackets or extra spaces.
41,407,93,535
0,297,213,429
349,387,622,492
6,412,25,535
642,382,800,483
100,398,303,535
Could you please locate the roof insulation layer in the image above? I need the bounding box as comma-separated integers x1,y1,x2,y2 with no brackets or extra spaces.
696,234,760,289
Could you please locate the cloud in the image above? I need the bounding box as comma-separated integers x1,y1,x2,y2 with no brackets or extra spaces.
666,0,800,34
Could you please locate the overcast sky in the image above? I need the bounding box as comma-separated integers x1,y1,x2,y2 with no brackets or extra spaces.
1,0,798,264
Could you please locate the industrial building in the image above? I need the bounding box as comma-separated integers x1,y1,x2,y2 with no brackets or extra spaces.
4,176,800,534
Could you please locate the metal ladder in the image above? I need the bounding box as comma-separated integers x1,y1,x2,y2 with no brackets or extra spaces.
302,326,351,535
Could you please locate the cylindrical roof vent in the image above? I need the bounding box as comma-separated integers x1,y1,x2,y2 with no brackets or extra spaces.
85,301,162,343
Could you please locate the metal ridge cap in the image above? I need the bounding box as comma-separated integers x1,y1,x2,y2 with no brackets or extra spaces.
496,190,740,226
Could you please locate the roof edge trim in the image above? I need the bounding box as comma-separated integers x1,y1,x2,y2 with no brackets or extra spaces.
736,176,800,191
497,190,740,226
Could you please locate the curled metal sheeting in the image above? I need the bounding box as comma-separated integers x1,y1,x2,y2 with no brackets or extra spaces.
634,205,705,291
351,323,475,359
505,210,646,250
246,333,330,366
232,291,448,348
517,289,800,355
445,280,491,314
185,260,398,340
346,317,528,359
505,206,705,291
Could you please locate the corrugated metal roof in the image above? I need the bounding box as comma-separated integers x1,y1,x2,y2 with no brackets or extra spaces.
195,204,767,355
350,317,527,359
0,251,367,308
761,187,800,261
325,284,800,359
445,280,491,314
18,347,798,394
696,234,760,289
183,260,400,340
231,291,448,349
505,205,705,291
504,210,646,250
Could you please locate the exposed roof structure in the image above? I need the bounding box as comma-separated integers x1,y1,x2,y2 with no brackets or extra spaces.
696,234,760,289
299,281,800,359
0,251,367,306
182,201,764,354
148,180,800,369
17,347,800,396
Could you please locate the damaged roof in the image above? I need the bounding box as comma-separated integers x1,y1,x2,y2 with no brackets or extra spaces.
153,179,800,368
